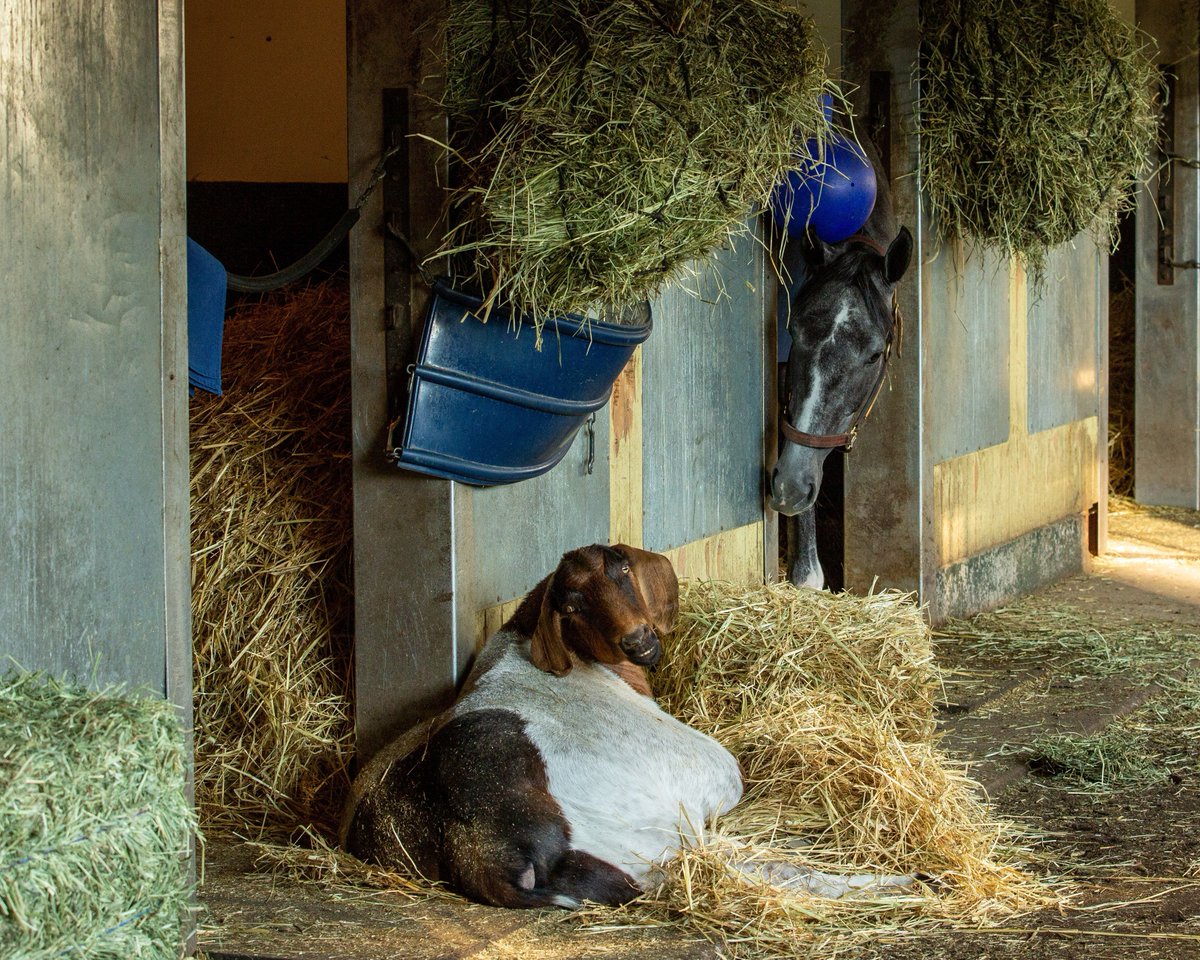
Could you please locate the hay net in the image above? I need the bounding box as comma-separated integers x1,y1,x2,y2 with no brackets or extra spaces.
437,0,829,324
918,0,1158,269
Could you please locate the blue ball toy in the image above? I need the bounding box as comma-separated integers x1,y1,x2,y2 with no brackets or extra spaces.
769,130,878,244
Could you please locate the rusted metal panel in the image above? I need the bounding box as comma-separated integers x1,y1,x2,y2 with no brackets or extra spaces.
0,0,188,695
926,245,1012,462
641,235,766,553
1027,240,1101,434
1135,0,1200,509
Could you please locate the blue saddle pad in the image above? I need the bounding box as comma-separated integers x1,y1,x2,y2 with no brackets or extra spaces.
187,238,227,396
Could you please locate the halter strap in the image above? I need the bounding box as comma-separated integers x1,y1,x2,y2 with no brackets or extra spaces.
780,233,900,454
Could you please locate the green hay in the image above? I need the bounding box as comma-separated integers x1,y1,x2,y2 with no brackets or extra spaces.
919,0,1158,270
0,671,194,959
438,0,828,330
1027,728,1166,791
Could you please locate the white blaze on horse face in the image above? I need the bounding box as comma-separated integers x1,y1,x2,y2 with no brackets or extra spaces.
793,302,851,433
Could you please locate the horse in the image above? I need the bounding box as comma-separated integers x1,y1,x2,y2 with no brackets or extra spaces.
768,137,912,589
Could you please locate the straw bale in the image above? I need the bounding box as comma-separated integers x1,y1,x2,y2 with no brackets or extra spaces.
0,671,193,959
606,581,1053,956
919,0,1158,270
438,0,828,327
189,280,354,836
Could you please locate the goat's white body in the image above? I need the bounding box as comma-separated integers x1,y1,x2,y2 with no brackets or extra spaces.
455,630,743,887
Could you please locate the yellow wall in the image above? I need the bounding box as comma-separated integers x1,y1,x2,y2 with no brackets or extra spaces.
933,263,1098,568
185,0,347,182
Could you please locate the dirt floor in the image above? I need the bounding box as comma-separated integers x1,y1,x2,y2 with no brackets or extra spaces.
198,499,1200,960
879,499,1200,960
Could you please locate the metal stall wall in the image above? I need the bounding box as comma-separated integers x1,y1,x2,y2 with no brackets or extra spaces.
469,237,772,647
348,3,773,758
842,0,1103,621
0,0,191,702
1136,0,1200,510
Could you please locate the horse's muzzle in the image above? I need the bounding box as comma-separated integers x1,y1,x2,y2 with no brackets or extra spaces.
769,467,817,516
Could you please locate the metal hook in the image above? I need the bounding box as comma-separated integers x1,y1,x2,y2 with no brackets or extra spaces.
584,413,596,475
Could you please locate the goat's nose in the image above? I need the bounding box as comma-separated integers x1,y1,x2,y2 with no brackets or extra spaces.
619,624,661,667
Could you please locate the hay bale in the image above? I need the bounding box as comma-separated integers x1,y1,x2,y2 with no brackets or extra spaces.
919,0,1158,269
190,280,354,835
610,581,1052,954
438,0,828,326
0,671,193,959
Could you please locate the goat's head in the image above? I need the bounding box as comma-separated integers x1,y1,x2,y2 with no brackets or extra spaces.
527,544,679,677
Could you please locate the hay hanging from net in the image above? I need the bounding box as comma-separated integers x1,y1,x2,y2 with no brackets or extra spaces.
437,0,828,325
190,280,354,837
595,581,1055,956
918,0,1158,270
0,671,194,960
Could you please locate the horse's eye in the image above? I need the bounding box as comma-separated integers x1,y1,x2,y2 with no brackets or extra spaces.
563,604,576,615
866,352,883,366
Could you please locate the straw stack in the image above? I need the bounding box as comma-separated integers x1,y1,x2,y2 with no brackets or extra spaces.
189,281,354,835
0,671,193,959
611,581,1051,955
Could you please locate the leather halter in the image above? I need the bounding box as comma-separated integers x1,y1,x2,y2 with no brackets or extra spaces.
779,233,900,453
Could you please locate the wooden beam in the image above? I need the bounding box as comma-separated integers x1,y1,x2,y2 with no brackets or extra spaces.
609,346,644,548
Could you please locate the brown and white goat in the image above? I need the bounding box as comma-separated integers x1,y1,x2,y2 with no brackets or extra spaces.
339,543,743,908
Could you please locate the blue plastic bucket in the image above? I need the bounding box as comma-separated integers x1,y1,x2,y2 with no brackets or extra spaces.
394,282,652,486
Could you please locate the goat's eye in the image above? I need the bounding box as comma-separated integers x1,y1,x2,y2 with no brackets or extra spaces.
865,352,883,366
563,604,576,615
620,564,631,575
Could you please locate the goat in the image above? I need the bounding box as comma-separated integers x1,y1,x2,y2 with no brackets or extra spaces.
339,543,743,909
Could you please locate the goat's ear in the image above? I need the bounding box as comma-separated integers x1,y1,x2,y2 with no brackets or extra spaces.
884,226,913,284
614,544,679,634
530,584,573,676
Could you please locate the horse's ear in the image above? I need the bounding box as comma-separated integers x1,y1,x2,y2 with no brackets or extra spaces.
884,226,913,285
802,226,836,268
530,580,573,676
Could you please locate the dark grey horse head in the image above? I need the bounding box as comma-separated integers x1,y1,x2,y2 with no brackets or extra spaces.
769,226,912,516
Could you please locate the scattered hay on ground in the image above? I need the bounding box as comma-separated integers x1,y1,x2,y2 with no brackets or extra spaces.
438,0,828,328
0,671,194,959
919,0,1158,270
189,279,355,837
1026,728,1166,791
